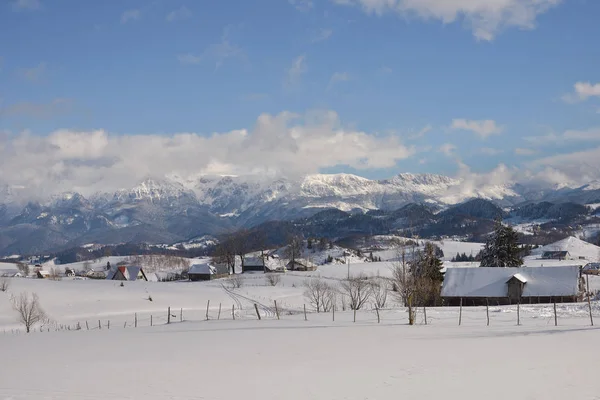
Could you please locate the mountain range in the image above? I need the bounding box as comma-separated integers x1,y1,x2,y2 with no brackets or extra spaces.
1,173,599,256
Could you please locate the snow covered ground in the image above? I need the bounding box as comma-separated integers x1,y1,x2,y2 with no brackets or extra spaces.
1,269,600,399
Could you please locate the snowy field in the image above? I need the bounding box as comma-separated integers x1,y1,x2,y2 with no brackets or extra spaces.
1,306,600,399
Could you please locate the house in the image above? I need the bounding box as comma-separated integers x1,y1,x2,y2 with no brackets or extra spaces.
286,259,317,271
65,267,75,277
441,266,581,306
86,269,107,279
541,250,570,260
582,263,600,275
242,257,265,273
36,270,50,279
106,266,148,282
188,262,229,281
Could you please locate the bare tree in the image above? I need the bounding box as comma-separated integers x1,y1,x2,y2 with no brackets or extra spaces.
11,292,47,333
304,278,335,312
16,262,30,277
82,260,93,273
213,241,237,275
390,246,417,325
265,273,281,287
284,235,304,266
48,267,62,281
229,274,244,289
339,275,371,311
370,278,388,309
0,278,10,292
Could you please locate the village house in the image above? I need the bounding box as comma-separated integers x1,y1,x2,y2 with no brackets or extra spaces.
106,266,148,282
188,262,229,281
242,257,265,273
286,259,317,272
441,266,581,306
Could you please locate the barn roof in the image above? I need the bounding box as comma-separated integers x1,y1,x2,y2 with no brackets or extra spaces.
243,257,264,267
441,266,580,298
189,263,216,275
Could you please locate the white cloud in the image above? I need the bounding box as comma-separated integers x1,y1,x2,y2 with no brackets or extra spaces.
177,53,202,65
525,127,600,145
121,9,141,24
327,72,351,90
312,28,333,42
563,82,600,103
166,6,192,22
515,148,535,156
450,119,503,139
409,124,432,139
12,0,41,11
480,147,502,155
285,55,307,88
331,0,561,41
528,147,600,186
179,26,244,69
0,110,415,197
439,143,457,156
290,0,314,12
18,62,46,82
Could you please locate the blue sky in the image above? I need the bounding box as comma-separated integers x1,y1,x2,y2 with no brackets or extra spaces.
1,0,600,194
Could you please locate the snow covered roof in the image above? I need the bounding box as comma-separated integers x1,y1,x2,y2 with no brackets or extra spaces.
189,263,216,275
441,266,580,298
106,266,146,281
533,236,600,260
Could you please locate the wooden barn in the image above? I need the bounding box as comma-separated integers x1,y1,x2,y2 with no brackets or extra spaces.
242,257,265,273
441,266,581,306
106,266,148,282
286,259,317,271
188,263,229,281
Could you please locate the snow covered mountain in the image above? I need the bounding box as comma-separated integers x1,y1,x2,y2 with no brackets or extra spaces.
0,172,598,255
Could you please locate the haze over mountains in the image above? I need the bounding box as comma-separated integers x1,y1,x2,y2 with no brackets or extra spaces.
1,172,599,256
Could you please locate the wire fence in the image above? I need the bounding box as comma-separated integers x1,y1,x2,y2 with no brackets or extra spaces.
4,296,600,336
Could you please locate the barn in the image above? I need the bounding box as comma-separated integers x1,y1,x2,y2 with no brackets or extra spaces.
106,266,148,282
441,266,581,306
242,257,265,273
286,259,317,271
188,262,229,281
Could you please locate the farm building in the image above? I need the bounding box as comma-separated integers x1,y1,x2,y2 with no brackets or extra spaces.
441,266,581,306
242,257,265,273
286,259,317,271
541,250,570,260
582,262,600,275
36,270,50,279
188,262,229,281
106,266,148,282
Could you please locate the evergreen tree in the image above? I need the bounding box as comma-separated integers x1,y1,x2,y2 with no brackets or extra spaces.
480,219,523,268
412,242,444,282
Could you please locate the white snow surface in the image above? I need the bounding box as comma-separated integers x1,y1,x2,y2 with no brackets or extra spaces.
531,236,600,261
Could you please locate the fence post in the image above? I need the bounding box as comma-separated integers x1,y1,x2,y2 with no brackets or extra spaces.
180,308,183,322
151,315,153,326
423,306,427,325
86,321,89,330
332,304,335,322
587,275,594,326
135,313,137,328
304,304,307,321
107,320,110,330
206,300,210,321
274,300,280,320
517,302,521,326
98,320,101,330
218,303,222,320
168,307,171,324
376,305,380,324
459,298,463,326
353,308,356,323
232,305,235,320
486,298,490,326
254,304,261,320
124,321,127,328
553,299,557,326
